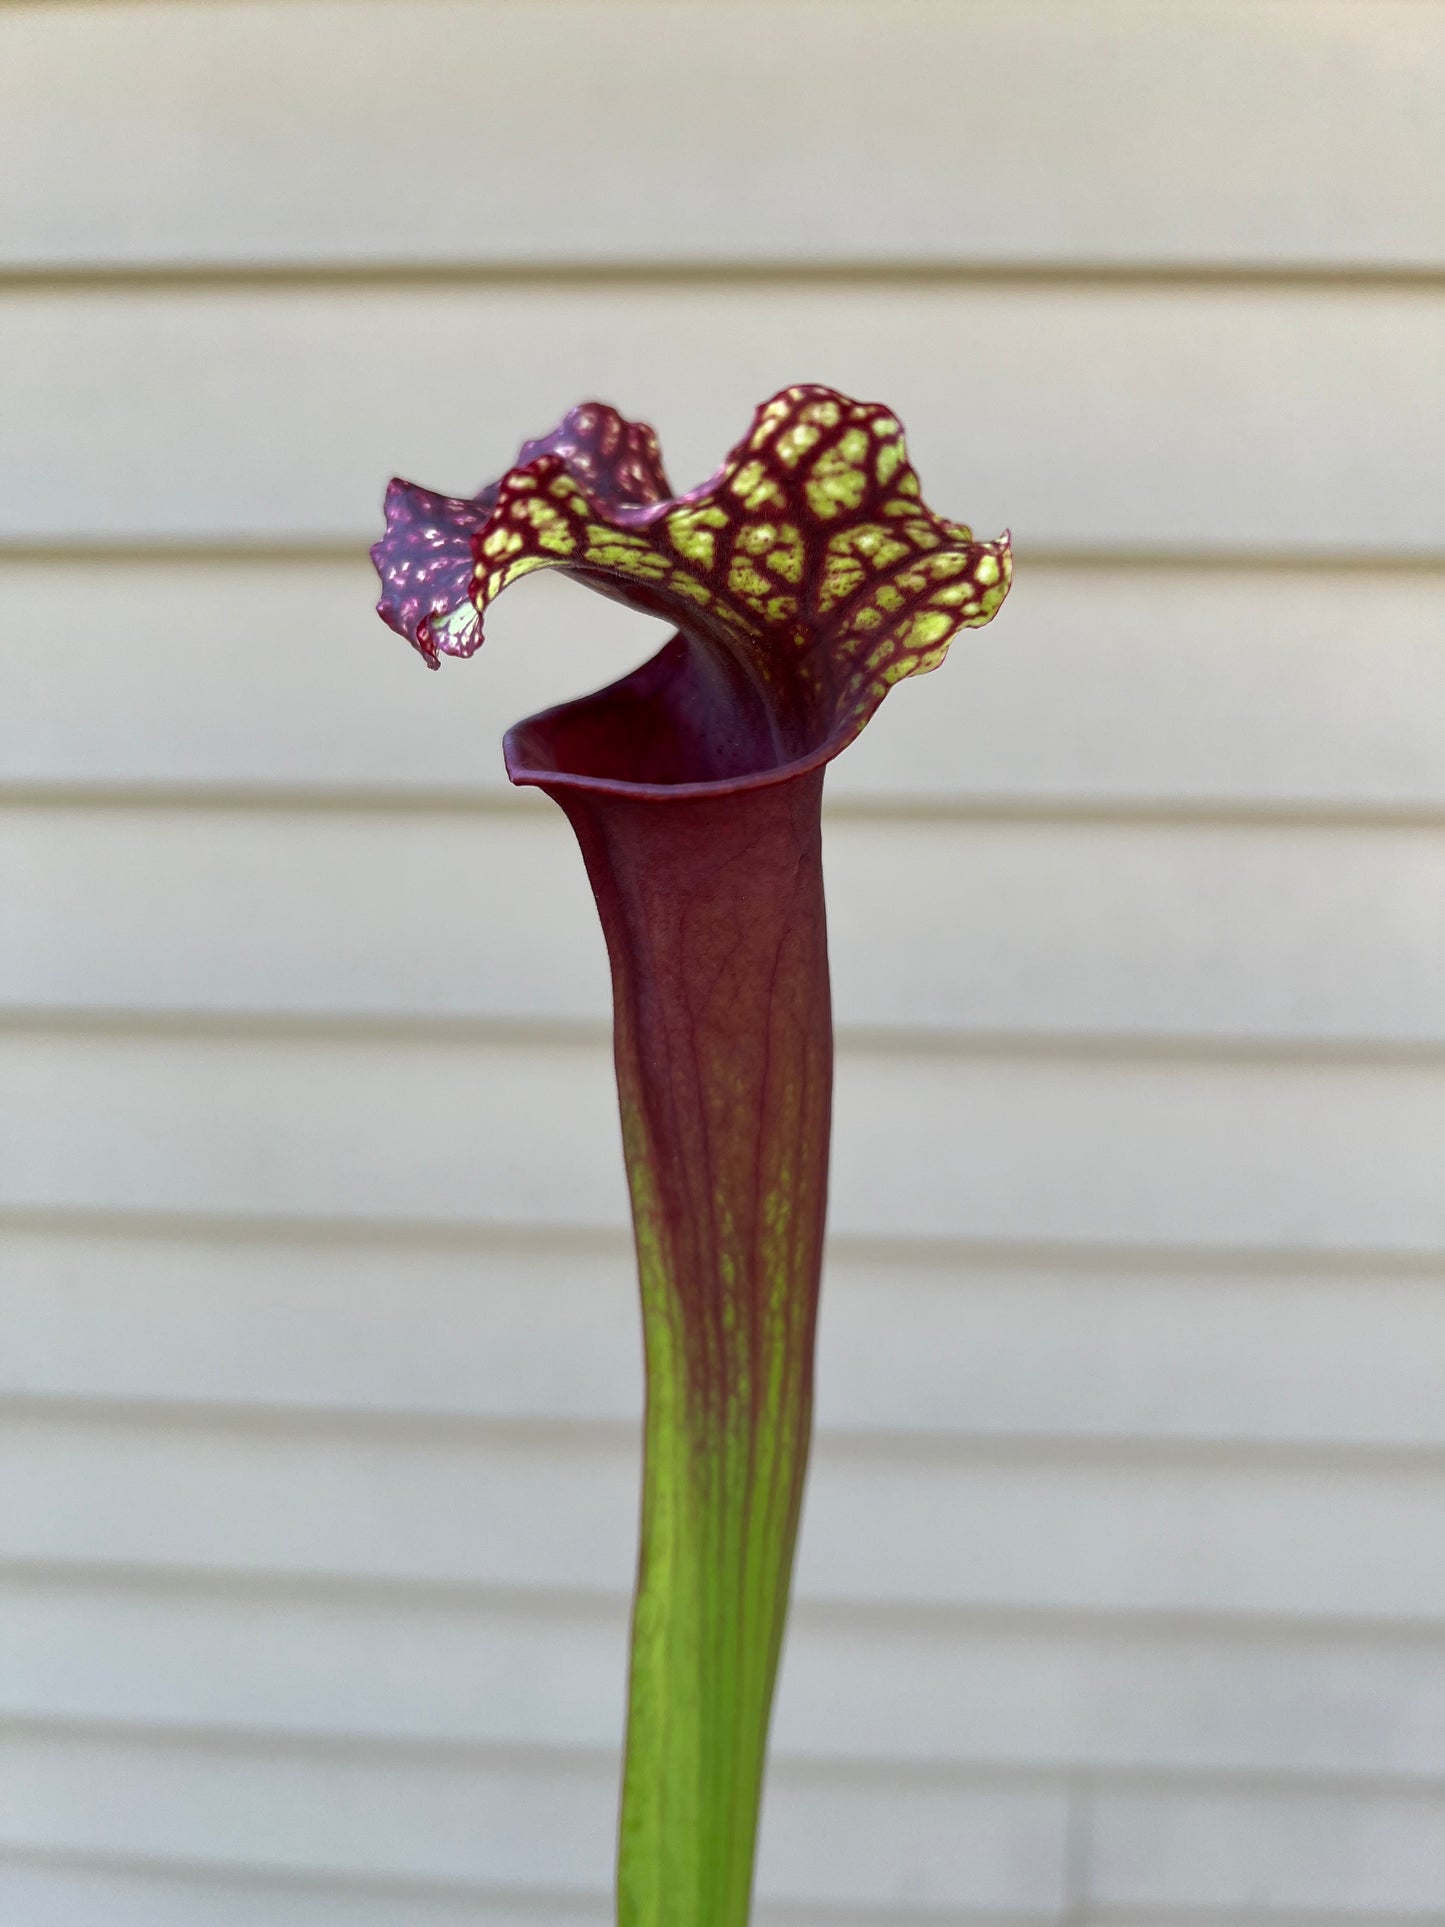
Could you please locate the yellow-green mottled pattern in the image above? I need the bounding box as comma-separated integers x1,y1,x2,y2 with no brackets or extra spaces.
467,385,1010,759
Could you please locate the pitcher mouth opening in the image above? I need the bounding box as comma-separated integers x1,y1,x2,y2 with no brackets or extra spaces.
503,630,851,804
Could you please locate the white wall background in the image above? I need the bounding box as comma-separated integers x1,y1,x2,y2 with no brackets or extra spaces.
2,3,1445,1921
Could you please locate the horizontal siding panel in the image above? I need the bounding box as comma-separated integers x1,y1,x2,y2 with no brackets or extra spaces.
0,1857,607,1927
6,563,1444,810
9,1410,1445,1619
8,1229,1445,1450
4,1864,994,1927
10,1574,1445,1779
2,2,1440,271
0,1584,632,1759
8,804,1445,1044
5,1030,1445,1252
3,284,1442,550
1091,1784,1445,1912
829,820,1445,1044
0,1728,1070,1913
1080,1919,1418,1927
